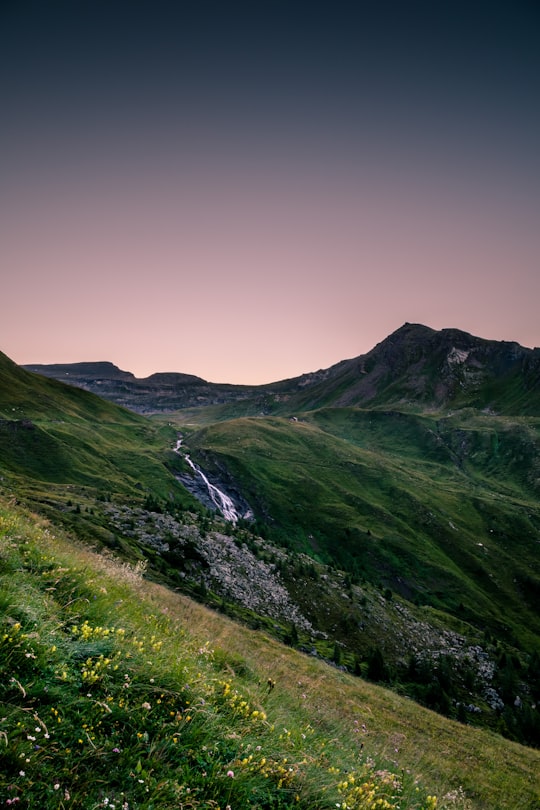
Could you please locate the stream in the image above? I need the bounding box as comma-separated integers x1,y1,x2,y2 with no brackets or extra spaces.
173,438,240,523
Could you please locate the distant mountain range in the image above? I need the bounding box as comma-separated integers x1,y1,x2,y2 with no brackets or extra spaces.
24,323,540,415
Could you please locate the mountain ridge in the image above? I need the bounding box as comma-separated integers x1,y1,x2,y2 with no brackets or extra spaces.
292,322,540,413
23,323,540,415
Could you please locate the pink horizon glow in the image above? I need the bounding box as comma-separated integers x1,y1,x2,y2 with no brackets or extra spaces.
2,5,539,384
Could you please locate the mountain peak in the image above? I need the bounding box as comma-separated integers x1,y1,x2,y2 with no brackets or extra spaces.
17,323,540,416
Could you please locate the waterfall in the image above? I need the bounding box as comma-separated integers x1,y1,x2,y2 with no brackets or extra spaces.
174,439,239,523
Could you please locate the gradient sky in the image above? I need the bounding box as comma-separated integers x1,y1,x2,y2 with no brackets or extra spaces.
2,1,539,383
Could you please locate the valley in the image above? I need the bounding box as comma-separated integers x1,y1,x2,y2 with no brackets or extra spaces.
1,323,540,808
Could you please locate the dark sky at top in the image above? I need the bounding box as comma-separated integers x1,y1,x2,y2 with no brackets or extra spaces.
3,2,539,164
2,1,540,380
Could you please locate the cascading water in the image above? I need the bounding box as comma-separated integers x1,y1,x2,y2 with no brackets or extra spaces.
174,439,240,523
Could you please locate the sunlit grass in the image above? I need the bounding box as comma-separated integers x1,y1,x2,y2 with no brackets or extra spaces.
0,499,442,809
1,498,539,809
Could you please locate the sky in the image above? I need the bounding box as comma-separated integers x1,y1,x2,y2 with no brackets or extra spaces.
1,1,539,384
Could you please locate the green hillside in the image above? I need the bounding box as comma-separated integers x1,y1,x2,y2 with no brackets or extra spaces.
0,350,194,511
2,496,540,809
2,339,540,800
185,410,540,641
180,407,540,742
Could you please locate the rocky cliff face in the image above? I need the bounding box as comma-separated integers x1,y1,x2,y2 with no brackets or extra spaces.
23,361,252,412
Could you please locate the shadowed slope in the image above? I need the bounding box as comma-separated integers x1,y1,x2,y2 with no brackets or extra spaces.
0,350,192,503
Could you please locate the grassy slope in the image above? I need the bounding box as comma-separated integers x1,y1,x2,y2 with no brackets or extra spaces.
184,410,540,651
0,351,194,509
2,349,539,795
1,496,539,810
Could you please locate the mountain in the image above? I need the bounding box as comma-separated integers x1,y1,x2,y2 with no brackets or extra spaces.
25,323,540,416
280,323,540,415
7,327,540,750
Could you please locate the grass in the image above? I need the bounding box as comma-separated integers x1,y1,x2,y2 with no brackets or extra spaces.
0,351,194,507
183,411,540,649
2,348,540,799
1,497,540,810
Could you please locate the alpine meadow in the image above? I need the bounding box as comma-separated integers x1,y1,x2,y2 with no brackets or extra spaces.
2,323,540,809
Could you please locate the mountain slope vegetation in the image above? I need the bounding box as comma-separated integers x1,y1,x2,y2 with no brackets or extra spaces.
2,496,540,809
164,328,540,746
0,350,195,510
185,409,540,640
2,324,540,803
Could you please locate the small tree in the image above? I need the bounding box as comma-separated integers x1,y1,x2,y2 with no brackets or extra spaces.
367,646,390,683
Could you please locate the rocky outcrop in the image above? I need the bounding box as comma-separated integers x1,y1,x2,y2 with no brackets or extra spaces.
104,505,313,632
